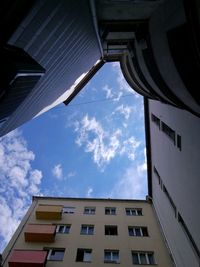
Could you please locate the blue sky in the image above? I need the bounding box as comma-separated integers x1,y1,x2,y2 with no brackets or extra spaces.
0,62,147,252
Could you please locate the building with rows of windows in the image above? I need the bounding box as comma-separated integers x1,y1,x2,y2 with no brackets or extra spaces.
1,197,174,267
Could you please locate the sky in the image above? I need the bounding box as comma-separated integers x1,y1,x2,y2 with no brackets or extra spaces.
0,62,147,252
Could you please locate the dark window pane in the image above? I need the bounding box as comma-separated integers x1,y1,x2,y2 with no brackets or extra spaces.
132,253,139,264
142,227,148,236
140,253,147,264
148,253,155,264
135,228,141,236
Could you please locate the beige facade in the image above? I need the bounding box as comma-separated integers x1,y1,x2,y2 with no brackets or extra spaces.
2,197,173,267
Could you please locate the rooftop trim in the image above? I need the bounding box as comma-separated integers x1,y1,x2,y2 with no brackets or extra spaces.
32,196,150,203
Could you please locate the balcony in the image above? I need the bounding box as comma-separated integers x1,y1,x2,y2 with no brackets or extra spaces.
24,224,56,242
35,205,62,220
8,250,47,267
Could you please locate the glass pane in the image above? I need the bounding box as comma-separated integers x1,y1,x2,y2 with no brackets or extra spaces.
112,252,119,261
148,253,155,264
140,253,147,264
83,251,91,262
58,225,64,233
81,226,87,234
137,209,142,216
135,228,141,236
131,209,136,215
105,251,111,260
132,253,139,264
142,227,148,236
49,250,64,261
88,226,94,234
111,208,116,214
64,226,70,233
126,209,130,215
129,228,134,236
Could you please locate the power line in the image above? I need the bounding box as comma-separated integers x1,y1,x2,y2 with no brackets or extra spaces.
54,93,135,110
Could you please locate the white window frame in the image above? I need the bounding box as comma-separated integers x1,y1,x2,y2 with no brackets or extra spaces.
132,251,155,265
56,224,71,234
105,207,116,215
84,207,95,215
128,226,148,237
104,250,119,263
62,207,75,214
81,225,94,235
126,208,142,216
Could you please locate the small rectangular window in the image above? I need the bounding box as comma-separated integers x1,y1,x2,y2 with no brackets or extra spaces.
105,207,116,215
128,226,148,237
104,250,119,263
105,225,118,235
81,225,94,235
151,114,160,129
84,207,96,215
161,122,176,144
126,208,142,216
132,251,155,265
76,249,92,262
46,248,65,261
62,207,75,214
56,225,71,234
177,134,182,151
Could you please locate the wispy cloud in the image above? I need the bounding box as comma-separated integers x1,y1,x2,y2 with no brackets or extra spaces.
52,164,63,180
111,62,137,97
86,187,93,197
74,115,141,169
0,130,42,252
102,85,114,99
114,104,133,120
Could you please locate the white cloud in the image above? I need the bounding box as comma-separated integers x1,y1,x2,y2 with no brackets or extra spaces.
114,104,133,120
74,115,141,169
75,115,123,169
112,62,136,95
109,161,147,199
52,164,63,180
86,187,93,197
0,130,43,252
102,85,114,99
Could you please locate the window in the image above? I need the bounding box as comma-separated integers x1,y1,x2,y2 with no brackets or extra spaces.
151,114,160,129
56,224,71,234
81,225,94,235
132,251,155,265
104,250,119,263
105,225,118,235
84,207,95,215
62,207,75,214
105,207,116,215
76,249,92,262
128,226,148,237
161,122,176,144
126,208,142,216
177,134,182,151
46,248,65,261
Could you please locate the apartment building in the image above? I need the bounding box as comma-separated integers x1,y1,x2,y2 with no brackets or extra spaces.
1,197,173,267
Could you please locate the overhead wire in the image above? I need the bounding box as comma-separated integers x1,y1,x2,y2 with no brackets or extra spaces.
53,93,136,110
